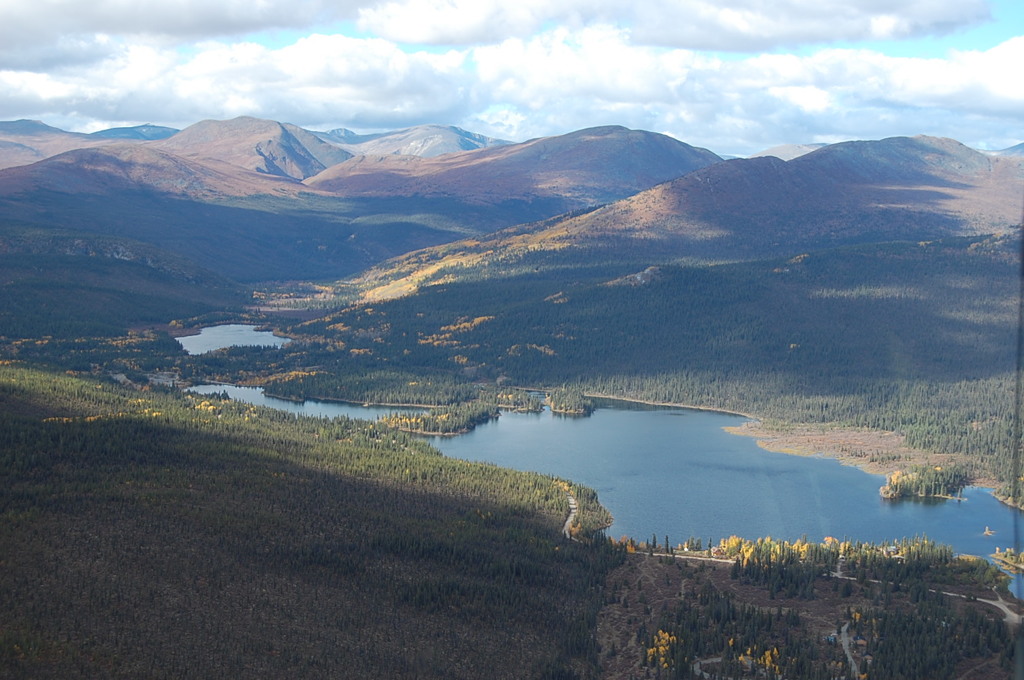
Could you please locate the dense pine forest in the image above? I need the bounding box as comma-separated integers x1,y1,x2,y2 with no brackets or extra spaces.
0,363,616,678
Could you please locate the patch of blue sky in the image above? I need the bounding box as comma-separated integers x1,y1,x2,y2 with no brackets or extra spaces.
792,0,1021,59
698,0,1021,62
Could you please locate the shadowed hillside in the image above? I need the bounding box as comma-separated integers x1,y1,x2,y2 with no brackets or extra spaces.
0,364,617,679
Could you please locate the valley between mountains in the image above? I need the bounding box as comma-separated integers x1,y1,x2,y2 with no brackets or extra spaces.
2,116,1024,679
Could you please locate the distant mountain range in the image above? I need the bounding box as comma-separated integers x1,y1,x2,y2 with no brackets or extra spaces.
0,117,510,172
305,125,720,206
0,117,723,281
4,116,1021,170
749,143,828,161
0,116,1021,292
315,124,508,157
350,134,1024,301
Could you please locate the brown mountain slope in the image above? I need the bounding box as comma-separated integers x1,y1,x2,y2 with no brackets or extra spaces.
0,125,722,283
347,135,1024,301
0,120,122,170
0,143,303,199
514,135,1022,253
154,116,353,181
306,125,722,207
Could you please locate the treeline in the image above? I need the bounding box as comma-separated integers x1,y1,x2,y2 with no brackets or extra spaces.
380,402,500,435
259,366,482,406
714,534,1006,599
0,363,618,679
581,373,1011,471
991,546,1024,572
720,535,831,600
838,536,1006,590
546,387,594,416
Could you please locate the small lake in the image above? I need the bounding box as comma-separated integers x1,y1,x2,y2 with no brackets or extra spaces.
176,324,290,355
189,385,1024,587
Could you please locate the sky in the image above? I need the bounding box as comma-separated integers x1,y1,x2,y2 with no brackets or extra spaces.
0,0,1021,157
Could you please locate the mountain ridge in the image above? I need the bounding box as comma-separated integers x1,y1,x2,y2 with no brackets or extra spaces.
1,119,1020,291
0,118,511,172
0,122,726,282
344,134,1023,301
90,123,180,140
153,116,355,181
306,125,723,207
0,119,117,169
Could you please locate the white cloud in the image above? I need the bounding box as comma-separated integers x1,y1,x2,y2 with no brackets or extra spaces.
463,28,1023,154
0,0,354,45
472,27,712,116
0,0,997,67
0,32,472,130
358,0,992,49
768,86,832,112
0,1,1018,156
633,0,992,50
357,0,550,45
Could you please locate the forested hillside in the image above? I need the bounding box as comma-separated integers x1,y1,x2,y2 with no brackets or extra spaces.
0,363,615,678
262,235,1020,495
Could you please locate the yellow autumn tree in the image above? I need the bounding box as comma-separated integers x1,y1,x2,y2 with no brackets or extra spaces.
646,629,678,669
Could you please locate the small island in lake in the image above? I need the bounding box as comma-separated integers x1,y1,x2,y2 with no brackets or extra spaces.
545,388,594,416
879,464,968,500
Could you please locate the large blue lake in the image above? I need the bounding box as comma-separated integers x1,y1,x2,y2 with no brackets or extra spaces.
190,384,1023,576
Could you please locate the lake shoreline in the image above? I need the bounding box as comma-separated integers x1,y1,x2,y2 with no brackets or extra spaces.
724,420,1003,488
582,392,1005,493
